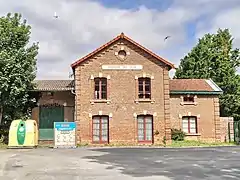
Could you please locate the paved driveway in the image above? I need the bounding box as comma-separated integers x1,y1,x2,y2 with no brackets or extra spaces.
0,146,240,180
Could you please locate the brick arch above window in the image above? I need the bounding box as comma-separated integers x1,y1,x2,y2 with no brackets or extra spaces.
90,73,111,80
134,74,154,80
88,112,113,118
178,113,200,119
133,111,157,118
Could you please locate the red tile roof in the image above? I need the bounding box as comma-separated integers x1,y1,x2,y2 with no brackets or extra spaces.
71,32,175,69
34,80,73,91
169,79,221,92
33,79,222,94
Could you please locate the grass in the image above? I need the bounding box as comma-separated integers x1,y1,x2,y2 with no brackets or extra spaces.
1,141,236,149
75,140,237,148
170,140,236,148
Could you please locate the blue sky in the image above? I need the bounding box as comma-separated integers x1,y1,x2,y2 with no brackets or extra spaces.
95,0,173,10
0,0,239,79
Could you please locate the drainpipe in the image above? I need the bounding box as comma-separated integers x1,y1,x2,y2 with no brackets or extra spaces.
70,71,77,123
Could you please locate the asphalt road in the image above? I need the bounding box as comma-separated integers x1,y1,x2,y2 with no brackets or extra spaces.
0,146,240,180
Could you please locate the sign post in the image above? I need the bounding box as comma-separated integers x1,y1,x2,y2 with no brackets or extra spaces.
54,122,77,148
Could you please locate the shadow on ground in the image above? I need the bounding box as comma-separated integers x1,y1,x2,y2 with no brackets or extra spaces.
83,146,240,179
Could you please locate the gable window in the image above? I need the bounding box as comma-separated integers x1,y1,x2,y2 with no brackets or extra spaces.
138,77,151,99
182,116,197,134
92,115,109,144
137,115,153,143
94,77,107,100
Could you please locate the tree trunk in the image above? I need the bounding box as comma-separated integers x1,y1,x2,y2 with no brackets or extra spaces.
0,106,3,124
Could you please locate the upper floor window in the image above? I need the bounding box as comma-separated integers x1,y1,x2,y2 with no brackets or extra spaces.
138,77,151,99
183,96,194,102
94,77,107,100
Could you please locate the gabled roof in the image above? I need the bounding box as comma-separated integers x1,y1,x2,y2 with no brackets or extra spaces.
33,80,74,91
170,79,223,95
71,32,175,69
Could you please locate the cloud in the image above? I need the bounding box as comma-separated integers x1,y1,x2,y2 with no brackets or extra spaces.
196,7,240,48
0,0,240,79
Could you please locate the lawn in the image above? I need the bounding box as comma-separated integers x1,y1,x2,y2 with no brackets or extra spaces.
0,141,236,149
170,140,236,147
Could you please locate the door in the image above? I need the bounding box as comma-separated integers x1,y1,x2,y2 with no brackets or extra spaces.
39,104,64,140
92,116,109,144
137,115,153,143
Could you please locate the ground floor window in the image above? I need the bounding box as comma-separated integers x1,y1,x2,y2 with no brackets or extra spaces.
137,115,153,143
92,115,109,143
182,116,197,134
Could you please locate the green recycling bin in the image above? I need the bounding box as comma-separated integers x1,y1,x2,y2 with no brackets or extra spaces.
8,119,38,148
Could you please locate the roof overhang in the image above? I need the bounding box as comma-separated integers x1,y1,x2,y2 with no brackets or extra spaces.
170,90,223,95
31,89,73,92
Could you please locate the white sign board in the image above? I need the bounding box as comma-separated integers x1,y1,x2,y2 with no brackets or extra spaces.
54,122,76,148
102,65,143,70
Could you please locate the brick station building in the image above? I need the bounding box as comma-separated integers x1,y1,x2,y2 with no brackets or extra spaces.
32,33,228,145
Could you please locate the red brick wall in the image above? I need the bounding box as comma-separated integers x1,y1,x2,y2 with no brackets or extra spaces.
220,117,234,142
74,39,170,145
170,94,220,142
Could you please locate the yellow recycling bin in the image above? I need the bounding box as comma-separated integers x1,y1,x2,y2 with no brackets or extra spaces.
8,119,39,148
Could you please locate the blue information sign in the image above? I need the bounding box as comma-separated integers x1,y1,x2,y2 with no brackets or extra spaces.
54,122,77,148
54,122,76,131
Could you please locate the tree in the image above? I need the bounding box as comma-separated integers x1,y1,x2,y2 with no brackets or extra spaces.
175,29,240,120
0,13,39,124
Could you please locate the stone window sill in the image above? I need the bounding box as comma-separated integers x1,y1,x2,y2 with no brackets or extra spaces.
180,102,198,106
135,99,155,104
90,99,111,104
185,133,201,136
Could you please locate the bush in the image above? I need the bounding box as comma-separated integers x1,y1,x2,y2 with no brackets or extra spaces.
171,128,186,141
0,121,11,144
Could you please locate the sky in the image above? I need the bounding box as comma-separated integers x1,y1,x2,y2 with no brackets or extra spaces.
0,0,239,79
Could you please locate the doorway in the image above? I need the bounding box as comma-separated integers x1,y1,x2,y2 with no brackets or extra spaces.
39,103,64,140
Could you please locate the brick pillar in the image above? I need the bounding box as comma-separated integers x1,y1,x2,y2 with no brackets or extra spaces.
214,97,221,142
75,68,81,144
31,107,39,127
163,68,171,144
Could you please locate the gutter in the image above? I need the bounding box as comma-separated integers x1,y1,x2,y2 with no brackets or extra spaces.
170,90,223,95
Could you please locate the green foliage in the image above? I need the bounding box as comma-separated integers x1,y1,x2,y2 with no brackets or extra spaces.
0,13,39,124
162,136,166,146
175,29,240,121
171,128,186,141
0,121,11,144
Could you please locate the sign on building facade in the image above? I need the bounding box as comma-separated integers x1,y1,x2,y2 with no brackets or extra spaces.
102,65,143,70
54,122,76,148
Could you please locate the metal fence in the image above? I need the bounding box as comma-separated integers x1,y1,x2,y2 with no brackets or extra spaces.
233,121,240,144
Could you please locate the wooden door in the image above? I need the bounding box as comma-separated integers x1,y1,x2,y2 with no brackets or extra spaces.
39,104,64,140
